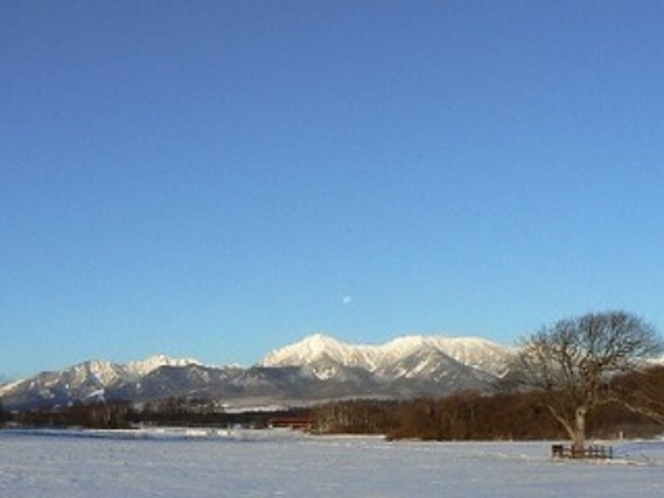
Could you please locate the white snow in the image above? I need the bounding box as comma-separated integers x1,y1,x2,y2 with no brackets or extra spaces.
1,429,663,497
261,333,375,369
124,354,201,377
0,378,24,396
260,333,512,378
84,360,124,386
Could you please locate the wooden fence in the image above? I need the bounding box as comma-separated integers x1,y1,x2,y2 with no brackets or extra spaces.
551,444,613,459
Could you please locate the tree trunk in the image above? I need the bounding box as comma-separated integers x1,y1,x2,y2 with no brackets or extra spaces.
572,406,587,453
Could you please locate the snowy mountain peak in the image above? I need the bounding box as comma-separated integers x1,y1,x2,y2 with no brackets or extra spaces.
381,335,432,355
124,355,201,377
298,333,346,352
260,333,512,379
71,359,124,387
260,333,351,367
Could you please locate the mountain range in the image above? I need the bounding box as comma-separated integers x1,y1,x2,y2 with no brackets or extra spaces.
0,334,513,411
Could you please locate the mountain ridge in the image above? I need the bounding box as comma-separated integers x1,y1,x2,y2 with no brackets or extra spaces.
0,334,514,411
260,333,511,378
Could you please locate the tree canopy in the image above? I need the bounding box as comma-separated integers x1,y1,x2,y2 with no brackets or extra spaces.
512,310,663,449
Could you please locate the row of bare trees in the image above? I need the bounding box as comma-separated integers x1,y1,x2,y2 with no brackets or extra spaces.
312,374,664,441
6,397,313,430
13,400,137,429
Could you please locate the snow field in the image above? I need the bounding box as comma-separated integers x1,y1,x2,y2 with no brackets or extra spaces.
1,430,663,497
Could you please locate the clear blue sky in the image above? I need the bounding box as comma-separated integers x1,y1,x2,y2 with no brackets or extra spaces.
2,1,663,380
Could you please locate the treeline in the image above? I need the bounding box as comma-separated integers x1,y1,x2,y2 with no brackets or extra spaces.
4,398,312,431
312,366,664,440
12,400,137,429
0,403,8,426
312,391,660,441
313,393,561,440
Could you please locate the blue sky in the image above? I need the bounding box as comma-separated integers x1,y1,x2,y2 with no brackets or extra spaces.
2,1,663,379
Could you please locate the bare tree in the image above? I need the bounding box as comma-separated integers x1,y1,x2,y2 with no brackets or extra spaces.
512,310,662,451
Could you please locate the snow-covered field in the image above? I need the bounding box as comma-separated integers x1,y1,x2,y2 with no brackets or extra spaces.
1,429,663,497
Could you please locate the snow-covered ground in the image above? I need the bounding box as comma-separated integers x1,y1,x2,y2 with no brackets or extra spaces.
1,429,663,497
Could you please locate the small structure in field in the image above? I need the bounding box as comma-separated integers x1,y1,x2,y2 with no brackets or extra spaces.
267,417,315,431
551,444,613,460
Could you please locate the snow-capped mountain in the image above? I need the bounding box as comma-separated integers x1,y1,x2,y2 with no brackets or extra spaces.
0,335,514,411
0,355,202,409
260,334,377,372
260,334,512,380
